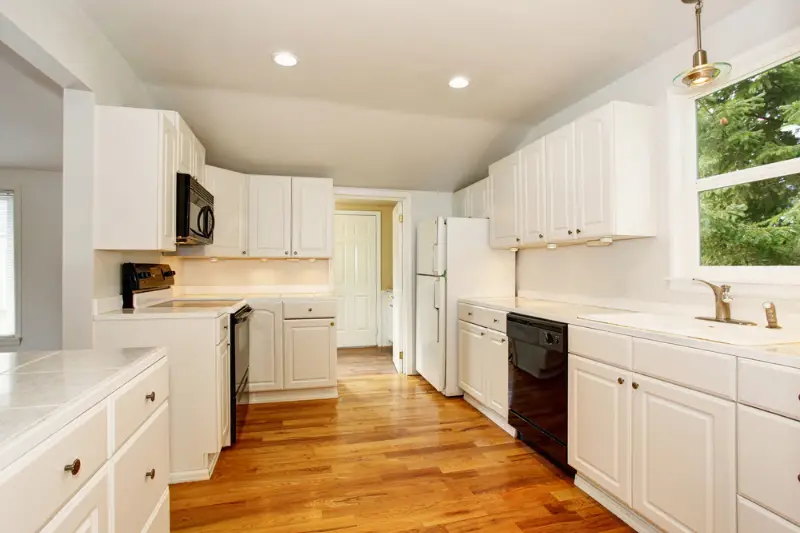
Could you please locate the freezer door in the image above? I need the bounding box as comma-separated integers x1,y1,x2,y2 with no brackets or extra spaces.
415,275,446,392
416,217,446,276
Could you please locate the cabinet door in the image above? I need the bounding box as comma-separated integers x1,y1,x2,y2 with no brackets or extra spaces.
248,175,292,258
284,319,337,389
453,187,470,217
204,167,248,257
485,332,508,417
488,153,520,248
575,104,613,238
157,114,177,252
194,139,206,186
176,116,194,175
568,354,632,505
249,306,283,391
217,341,231,449
519,139,547,246
40,467,109,533
471,178,490,219
292,177,334,258
632,374,736,533
458,321,485,402
545,123,576,242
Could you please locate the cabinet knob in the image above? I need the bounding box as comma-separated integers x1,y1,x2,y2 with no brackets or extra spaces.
617,377,625,385
308,308,313,312
480,332,485,336
242,251,247,255
145,469,156,480
568,230,573,235
293,251,298,256
493,319,499,323
64,459,81,476
330,322,335,327
632,382,639,390
576,229,582,234
467,312,472,316
285,251,289,256
145,391,156,402
539,234,544,239
516,237,520,242
501,338,506,344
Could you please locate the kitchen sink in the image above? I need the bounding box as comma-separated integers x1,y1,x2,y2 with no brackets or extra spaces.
579,312,800,346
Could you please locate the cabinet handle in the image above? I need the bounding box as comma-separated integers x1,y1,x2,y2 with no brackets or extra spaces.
480,332,485,336
308,308,313,312
285,251,289,256
242,251,247,255
539,234,544,239
576,229,582,234
330,322,335,327
64,459,81,476
493,319,499,323
294,251,298,256
468,312,473,316
145,391,156,402
632,382,639,390
145,469,156,480
501,338,506,344
224,324,229,330
568,230,573,235
516,237,520,242
617,378,625,385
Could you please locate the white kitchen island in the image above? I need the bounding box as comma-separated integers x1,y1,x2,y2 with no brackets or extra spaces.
0,346,169,533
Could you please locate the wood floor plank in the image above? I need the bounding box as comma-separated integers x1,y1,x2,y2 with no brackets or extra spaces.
170,352,632,532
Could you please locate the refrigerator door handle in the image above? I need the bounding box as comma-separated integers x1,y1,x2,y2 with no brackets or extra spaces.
433,279,441,342
432,243,438,275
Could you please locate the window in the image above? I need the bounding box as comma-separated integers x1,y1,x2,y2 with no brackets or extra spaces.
671,40,800,289
0,191,16,337
695,56,800,267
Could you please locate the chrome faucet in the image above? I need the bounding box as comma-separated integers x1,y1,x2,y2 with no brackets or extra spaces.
693,279,757,326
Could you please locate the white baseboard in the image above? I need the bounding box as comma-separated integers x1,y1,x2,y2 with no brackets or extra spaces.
574,475,660,533
247,387,338,404
207,451,220,478
169,468,210,484
463,394,517,438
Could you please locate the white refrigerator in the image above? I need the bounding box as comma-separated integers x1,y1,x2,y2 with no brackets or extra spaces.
415,217,516,396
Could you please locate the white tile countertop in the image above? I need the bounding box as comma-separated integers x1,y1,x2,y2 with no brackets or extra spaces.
461,296,800,370
0,347,166,470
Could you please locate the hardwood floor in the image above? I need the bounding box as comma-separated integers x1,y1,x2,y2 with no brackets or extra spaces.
338,346,398,377
171,372,632,533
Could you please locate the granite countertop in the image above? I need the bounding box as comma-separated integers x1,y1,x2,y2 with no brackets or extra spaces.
461,296,800,370
0,347,166,470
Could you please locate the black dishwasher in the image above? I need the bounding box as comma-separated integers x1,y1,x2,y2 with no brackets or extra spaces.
507,313,574,475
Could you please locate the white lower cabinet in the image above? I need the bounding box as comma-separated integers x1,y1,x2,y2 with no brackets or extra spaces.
568,354,632,505
739,496,800,533
485,331,509,416
249,305,284,392
40,466,110,533
217,341,231,449
283,318,337,389
458,321,485,402
632,374,736,533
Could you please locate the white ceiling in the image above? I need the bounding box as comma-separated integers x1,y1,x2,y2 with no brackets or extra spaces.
0,41,63,171
77,0,750,190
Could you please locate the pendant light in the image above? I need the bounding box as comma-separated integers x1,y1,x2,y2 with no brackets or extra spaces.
673,0,731,88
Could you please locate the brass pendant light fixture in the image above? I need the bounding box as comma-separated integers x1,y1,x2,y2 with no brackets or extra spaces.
673,0,731,88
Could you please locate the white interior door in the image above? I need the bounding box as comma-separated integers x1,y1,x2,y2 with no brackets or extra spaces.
334,212,379,348
392,203,403,373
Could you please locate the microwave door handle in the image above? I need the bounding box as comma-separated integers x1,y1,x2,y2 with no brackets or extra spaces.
205,207,215,239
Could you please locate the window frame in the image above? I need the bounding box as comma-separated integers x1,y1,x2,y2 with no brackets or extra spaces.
0,187,21,346
669,28,800,292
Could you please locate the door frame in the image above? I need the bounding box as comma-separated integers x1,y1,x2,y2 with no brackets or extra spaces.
334,187,412,375
333,210,381,347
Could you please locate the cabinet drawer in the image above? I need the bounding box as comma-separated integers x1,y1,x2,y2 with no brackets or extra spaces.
0,402,108,533
458,303,482,324
112,358,169,451
570,326,632,369
739,496,800,533
113,402,170,533
143,488,170,533
457,304,507,332
217,313,230,345
739,358,800,421
738,405,800,527
284,300,337,319
40,465,110,533
632,338,735,399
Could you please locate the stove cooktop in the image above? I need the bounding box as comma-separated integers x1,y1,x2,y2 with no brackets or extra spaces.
150,300,241,309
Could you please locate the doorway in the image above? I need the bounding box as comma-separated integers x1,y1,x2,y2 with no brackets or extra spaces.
333,196,405,378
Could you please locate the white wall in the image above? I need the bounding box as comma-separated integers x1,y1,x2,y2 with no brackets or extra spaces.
515,0,800,319
0,169,62,350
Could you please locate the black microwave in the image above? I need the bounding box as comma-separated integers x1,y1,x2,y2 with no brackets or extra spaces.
176,173,215,245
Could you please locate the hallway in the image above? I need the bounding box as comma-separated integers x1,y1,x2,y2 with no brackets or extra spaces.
338,346,397,378
170,372,631,532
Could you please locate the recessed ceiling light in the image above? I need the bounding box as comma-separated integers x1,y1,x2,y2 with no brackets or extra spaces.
273,52,298,67
449,76,470,89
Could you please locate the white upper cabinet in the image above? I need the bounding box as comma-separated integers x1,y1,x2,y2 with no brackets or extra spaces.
470,178,490,218
202,166,248,257
489,153,521,248
249,175,292,258
487,100,654,249
545,123,577,242
95,106,179,252
453,187,470,217
176,116,194,176
193,138,206,187
519,139,547,246
291,177,334,258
